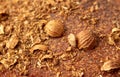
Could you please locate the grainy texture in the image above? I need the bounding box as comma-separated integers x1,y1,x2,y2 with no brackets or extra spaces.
30,44,48,53
0,0,120,77
6,34,19,49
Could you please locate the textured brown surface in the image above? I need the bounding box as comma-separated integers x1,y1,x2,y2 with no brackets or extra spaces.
0,0,120,77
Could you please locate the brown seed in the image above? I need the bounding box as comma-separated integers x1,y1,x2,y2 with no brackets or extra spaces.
45,20,64,37
101,59,120,71
76,30,97,50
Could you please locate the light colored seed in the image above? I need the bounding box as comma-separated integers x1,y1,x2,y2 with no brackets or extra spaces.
68,33,76,47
